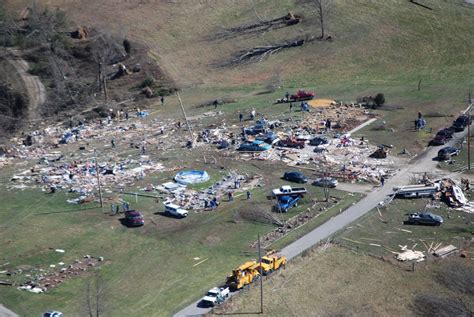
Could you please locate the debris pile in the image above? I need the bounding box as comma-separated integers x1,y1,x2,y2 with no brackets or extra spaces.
395,245,425,262
1,254,106,294
156,173,262,211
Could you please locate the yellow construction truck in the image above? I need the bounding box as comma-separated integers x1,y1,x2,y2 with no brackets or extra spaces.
226,251,287,290
257,250,287,275
226,260,260,290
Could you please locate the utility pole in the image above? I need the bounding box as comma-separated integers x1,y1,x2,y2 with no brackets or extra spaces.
94,150,103,208
257,234,263,314
468,92,472,170
176,91,194,147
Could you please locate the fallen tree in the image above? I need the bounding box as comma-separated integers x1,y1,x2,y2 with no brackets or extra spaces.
221,36,314,67
213,12,302,40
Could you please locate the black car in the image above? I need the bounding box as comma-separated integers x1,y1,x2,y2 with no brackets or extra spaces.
436,128,454,138
404,212,443,226
437,146,460,160
309,136,329,146
283,171,308,183
452,114,471,132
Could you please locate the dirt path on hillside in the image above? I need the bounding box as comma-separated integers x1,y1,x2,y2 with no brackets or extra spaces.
3,48,46,122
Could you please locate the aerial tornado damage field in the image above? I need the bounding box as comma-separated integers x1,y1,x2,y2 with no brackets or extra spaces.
0,0,473,316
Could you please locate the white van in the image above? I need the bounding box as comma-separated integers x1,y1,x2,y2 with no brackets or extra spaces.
164,203,188,218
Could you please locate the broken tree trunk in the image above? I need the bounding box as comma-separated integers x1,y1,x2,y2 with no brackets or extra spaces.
222,36,313,66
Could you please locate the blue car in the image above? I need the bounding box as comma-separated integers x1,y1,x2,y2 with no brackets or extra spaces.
237,140,272,152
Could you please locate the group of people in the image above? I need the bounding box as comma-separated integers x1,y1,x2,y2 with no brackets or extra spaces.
111,201,131,215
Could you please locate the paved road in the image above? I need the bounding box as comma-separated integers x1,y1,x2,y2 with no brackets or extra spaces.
0,304,19,317
174,128,467,316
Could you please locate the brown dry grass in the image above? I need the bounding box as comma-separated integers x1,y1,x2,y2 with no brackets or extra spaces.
212,246,474,316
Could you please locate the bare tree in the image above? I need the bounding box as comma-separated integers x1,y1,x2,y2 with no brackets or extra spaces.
84,272,107,317
313,0,332,39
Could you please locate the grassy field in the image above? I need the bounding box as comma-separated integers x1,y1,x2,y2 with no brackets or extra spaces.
0,145,362,316
212,246,474,316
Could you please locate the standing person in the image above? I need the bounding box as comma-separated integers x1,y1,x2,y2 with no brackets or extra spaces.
251,109,256,121
380,176,385,187
141,145,146,155
214,100,218,109
228,192,233,201
111,138,116,148
285,91,290,101
289,103,293,113
160,95,165,105
325,119,331,131
246,191,251,200
239,113,243,123
111,203,115,214
125,111,129,120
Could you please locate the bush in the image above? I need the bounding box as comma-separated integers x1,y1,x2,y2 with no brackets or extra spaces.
28,61,51,77
374,93,385,108
139,77,155,89
413,293,471,317
123,39,132,55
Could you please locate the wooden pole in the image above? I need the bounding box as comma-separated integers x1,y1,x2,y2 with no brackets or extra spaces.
94,150,103,208
258,234,263,314
176,91,194,146
468,121,471,170
469,94,472,170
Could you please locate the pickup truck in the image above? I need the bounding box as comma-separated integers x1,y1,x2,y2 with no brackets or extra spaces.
200,287,230,307
271,185,307,198
164,203,189,218
274,195,300,212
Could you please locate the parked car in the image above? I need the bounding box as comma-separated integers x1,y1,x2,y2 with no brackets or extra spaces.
271,185,307,198
274,195,300,212
256,132,280,145
43,312,63,317
164,203,189,218
200,287,230,307
312,177,338,188
309,136,329,146
277,138,305,149
404,212,443,226
124,210,145,226
237,140,272,152
430,134,449,146
290,89,315,101
437,146,460,161
430,128,454,146
283,171,308,183
452,114,471,132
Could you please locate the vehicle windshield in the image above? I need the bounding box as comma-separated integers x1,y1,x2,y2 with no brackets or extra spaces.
262,258,272,264
206,291,218,297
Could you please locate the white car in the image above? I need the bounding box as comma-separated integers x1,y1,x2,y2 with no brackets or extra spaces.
164,203,188,218
200,287,230,307
43,311,63,317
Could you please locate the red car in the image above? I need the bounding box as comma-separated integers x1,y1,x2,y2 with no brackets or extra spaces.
290,89,315,102
124,210,145,226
